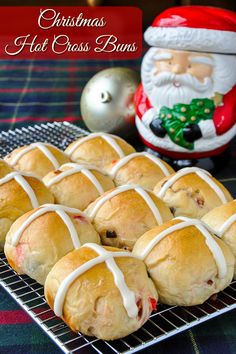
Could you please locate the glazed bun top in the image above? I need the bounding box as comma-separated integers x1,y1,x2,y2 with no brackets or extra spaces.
0,159,13,178
0,171,54,210
5,204,100,284
202,200,236,237
156,167,231,203
64,133,135,171
45,243,157,320
4,142,70,178
107,152,174,189
154,167,232,217
133,216,231,280
85,184,172,250
50,243,140,318
44,163,108,193
43,162,115,210
132,216,234,307
45,243,158,340
7,204,97,248
86,184,171,226
0,171,54,249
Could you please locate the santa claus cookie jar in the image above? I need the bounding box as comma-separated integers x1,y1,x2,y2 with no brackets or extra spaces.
135,6,236,160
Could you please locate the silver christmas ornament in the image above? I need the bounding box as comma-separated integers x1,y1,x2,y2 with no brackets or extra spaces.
81,67,140,138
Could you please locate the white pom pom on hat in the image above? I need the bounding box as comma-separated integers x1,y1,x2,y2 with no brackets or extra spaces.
144,6,236,54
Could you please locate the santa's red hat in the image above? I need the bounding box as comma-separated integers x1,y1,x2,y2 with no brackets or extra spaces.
144,6,236,54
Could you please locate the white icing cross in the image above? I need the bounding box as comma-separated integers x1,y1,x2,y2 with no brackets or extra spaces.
157,167,228,204
109,152,171,179
65,133,126,158
53,243,138,318
0,171,39,208
11,204,86,248
44,163,105,195
86,185,163,224
8,142,64,169
218,213,236,237
137,216,227,279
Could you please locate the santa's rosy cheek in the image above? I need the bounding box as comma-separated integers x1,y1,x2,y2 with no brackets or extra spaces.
155,61,170,73
188,63,213,82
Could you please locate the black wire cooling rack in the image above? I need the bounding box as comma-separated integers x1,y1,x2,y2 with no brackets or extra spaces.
0,122,235,354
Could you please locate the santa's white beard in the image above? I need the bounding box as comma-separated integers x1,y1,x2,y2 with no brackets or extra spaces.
149,71,214,108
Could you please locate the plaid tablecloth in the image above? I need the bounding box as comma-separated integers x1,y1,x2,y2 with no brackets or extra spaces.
0,59,235,354
0,59,140,131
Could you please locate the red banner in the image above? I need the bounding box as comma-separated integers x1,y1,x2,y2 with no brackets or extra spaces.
0,6,142,59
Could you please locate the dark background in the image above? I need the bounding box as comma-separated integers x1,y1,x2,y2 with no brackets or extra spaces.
1,0,235,29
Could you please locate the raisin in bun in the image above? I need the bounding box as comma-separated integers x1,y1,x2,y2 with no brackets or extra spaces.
85,185,172,250
4,204,100,285
0,172,54,249
133,217,234,306
65,133,135,172
45,243,158,340
43,163,115,210
202,200,236,278
5,142,70,178
107,152,174,190
153,167,232,219
0,159,13,178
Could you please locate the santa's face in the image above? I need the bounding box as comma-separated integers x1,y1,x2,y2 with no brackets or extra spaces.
141,47,236,109
154,49,213,83
143,48,215,108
